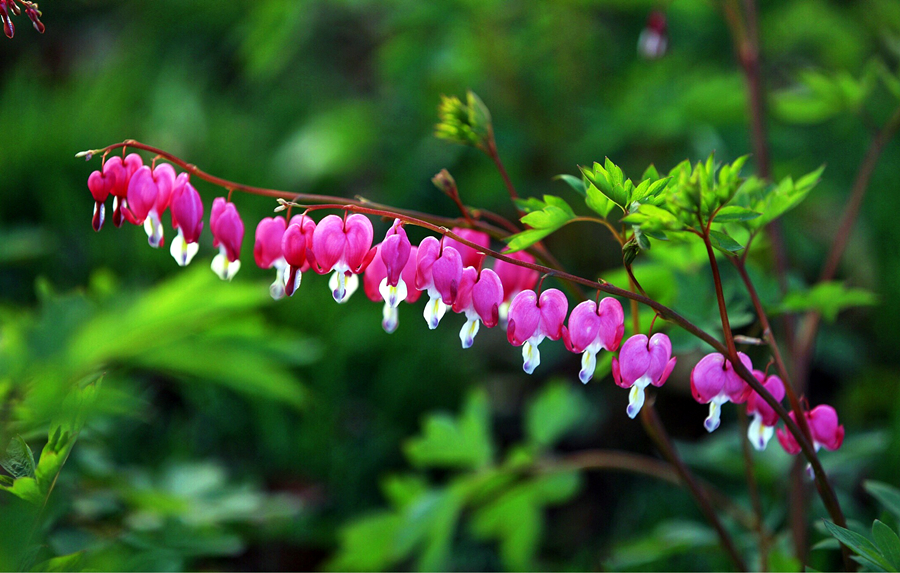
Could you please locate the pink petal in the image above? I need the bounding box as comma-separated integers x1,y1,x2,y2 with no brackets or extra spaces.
493,250,539,302
444,228,490,269
538,289,568,341
432,246,463,305
254,216,287,269
415,236,441,291
125,166,158,223
343,214,374,272
507,290,540,346
472,268,504,327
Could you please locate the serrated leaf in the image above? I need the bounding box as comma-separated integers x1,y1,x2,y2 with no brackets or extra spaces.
520,205,573,230
514,197,549,214
541,195,575,218
641,165,660,181
708,230,744,253
823,520,893,572
525,381,588,448
585,182,616,218
775,281,878,322
872,521,900,570
554,174,586,197
1,436,36,479
866,481,900,523
404,389,493,469
505,228,555,253
713,206,762,222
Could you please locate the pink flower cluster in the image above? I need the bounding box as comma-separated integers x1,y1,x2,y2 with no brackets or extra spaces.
1,0,44,38
691,352,844,455
87,165,845,454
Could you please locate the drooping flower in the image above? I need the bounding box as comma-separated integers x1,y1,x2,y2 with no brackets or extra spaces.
254,216,288,299
443,228,490,269
126,162,176,247
638,10,668,60
378,219,412,309
451,267,504,348
563,297,625,384
612,333,676,418
690,352,753,433
311,213,375,303
281,214,317,297
492,250,539,325
110,153,144,228
507,288,569,374
168,174,204,266
415,237,463,329
745,372,786,451
776,404,845,456
210,197,244,281
364,244,421,333
87,156,127,232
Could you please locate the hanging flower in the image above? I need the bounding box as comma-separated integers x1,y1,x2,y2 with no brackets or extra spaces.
492,250,539,326
563,297,625,384
776,404,845,455
451,266,504,348
254,216,288,299
378,219,412,309
168,174,204,267
507,288,569,374
364,244,421,333
612,333,676,418
311,213,375,303
690,352,753,432
210,197,244,281
281,214,317,297
745,372,785,451
443,227,490,269
415,237,463,329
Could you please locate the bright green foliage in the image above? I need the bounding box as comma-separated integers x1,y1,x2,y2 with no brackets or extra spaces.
505,195,576,252
434,91,493,151
742,167,825,229
1,436,36,480
775,281,878,322
330,383,588,571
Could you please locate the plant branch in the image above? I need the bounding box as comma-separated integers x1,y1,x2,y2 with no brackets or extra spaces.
640,400,748,571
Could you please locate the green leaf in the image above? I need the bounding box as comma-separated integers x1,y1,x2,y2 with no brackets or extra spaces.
554,174,586,197
541,195,576,218
823,520,893,572
866,481,900,523
584,181,616,218
31,551,84,572
708,230,744,253
775,281,878,322
641,165,660,181
504,228,555,253
326,511,405,571
1,436,36,479
404,389,493,469
872,521,900,570
525,381,589,448
751,166,824,228
514,197,549,214
520,205,572,229
713,206,761,222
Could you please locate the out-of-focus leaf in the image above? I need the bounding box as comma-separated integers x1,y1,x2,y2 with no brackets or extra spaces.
554,174,586,197
713,206,761,222
774,281,877,322
866,481,900,524
708,230,744,253
404,389,493,469
605,519,718,570
525,381,588,448
31,551,84,572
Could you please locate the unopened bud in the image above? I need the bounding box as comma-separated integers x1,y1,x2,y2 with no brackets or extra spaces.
431,169,457,196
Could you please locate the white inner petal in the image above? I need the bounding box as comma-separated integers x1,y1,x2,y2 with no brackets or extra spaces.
747,412,774,452
382,302,399,333
579,350,597,384
704,395,728,433
169,229,199,267
522,341,541,374
379,277,408,308
423,294,447,330
211,247,241,281
459,318,481,349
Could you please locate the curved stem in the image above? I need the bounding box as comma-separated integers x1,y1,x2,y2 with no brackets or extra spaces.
739,409,768,571
640,400,748,571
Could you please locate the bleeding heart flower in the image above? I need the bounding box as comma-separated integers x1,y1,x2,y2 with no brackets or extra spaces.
110,153,144,228
507,288,569,374
415,237,463,329
492,250,539,326
451,266,504,348
254,216,288,299
127,163,175,248
210,197,244,281
364,244,421,333
378,219,412,309
746,372,785,451
281,214,317,297
311,213,376,303
612,333,676,418
443,228,490,269
87,156,127,232
168,174,204,267
563,297,625,384
690,352,753,433
776,404,845,456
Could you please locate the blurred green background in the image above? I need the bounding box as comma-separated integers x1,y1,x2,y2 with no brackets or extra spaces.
2,0,900,570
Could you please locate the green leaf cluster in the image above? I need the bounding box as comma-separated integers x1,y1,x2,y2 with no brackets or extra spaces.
774,281,878,322
328,382,589,571
772,68,875,124
821,481,900,571
434,91,493,151
505,195,576,253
